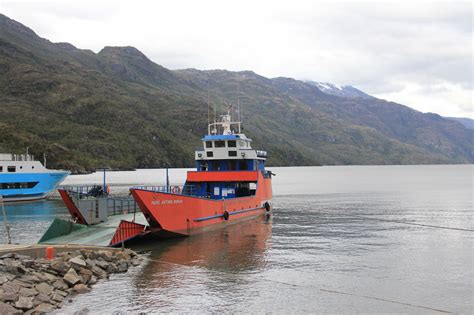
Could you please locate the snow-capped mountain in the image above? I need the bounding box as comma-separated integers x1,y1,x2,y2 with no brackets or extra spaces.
306,81,374,99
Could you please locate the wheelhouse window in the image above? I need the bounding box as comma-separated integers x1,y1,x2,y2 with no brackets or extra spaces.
205,141,213,148
228,151,237,157
7,166,15,173
228,140,236,147
215,141,225,148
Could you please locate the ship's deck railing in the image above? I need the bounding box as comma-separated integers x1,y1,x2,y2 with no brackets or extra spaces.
132,185,197,196
59,185,109,199
106,197,138,216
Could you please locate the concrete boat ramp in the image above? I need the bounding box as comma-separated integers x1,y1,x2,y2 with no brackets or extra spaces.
39,213,148,247
36,186,150,247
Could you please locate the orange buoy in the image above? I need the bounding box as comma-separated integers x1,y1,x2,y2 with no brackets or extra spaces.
45,246,55,260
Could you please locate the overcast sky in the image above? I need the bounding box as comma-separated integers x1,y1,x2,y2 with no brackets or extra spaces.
1,0,472,118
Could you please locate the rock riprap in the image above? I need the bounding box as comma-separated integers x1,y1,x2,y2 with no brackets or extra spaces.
0,249,142,314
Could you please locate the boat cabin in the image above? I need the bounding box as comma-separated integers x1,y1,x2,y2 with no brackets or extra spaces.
185,111,270,200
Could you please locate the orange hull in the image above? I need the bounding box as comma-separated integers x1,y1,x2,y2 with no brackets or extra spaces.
131,171,272,237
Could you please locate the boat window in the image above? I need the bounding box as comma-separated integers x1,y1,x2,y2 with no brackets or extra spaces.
228,140,236,147
205,141,213,148
229,160,237,170
215,141,225,148
240,160,248,170
0,182,39,189
0,166,2,172
7,166,15,173
206,151,214,157
228,151,237,157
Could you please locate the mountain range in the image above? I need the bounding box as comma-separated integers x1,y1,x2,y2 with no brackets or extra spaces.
0,14,472,173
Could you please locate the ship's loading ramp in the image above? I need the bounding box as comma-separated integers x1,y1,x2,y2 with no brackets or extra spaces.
39,186,149,247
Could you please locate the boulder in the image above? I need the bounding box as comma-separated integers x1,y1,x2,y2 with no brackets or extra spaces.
95,260,109,270
22,260,35,268
18,287,38,297
91,266,107,279
52,279,69,290
52,292,65,303
5,261,27,275
69,256,87,268
50,260,68,274
73,283,90,294
55,289,68,297
80,274,91,284
12,279,33,288
116,251,131,261
2,281,21,294
35,283,54,296
0,292,18,302
123,248,136,257
34,302,55,313
35,258,50,265
97,250,114,262
79,250,93,259
20,275,40,284
63,268,81,286
79,268,93,276
117,262,128,273
106,263,117,273
35,293,50,303
0,301,22,314
15,296,34,310
0,254,16,259
85,259,96,268
57,252,73,262
35,271,57,283
88,275,97,285
0,275,10,284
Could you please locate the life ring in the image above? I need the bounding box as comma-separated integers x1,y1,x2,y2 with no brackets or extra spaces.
223,210,230,221
171,186,181,194
264,202,271,212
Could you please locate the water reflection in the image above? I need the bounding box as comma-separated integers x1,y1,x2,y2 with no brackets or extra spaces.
115,214,272,312
138,214,272,272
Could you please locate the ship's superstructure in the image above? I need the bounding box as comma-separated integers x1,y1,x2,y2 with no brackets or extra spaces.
0,153,69,202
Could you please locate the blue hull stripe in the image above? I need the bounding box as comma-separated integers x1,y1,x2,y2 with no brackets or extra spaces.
194,206,264,222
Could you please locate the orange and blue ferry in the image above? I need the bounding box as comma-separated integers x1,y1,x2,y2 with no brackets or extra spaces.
130,111,273,237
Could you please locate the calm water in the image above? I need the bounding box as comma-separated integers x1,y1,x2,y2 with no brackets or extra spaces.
1,165,473,313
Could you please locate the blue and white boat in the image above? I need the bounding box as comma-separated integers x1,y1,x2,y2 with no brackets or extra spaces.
0,153,69,202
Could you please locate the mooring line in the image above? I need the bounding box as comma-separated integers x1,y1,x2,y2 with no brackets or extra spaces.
351,215,474,232
143,257,453,313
